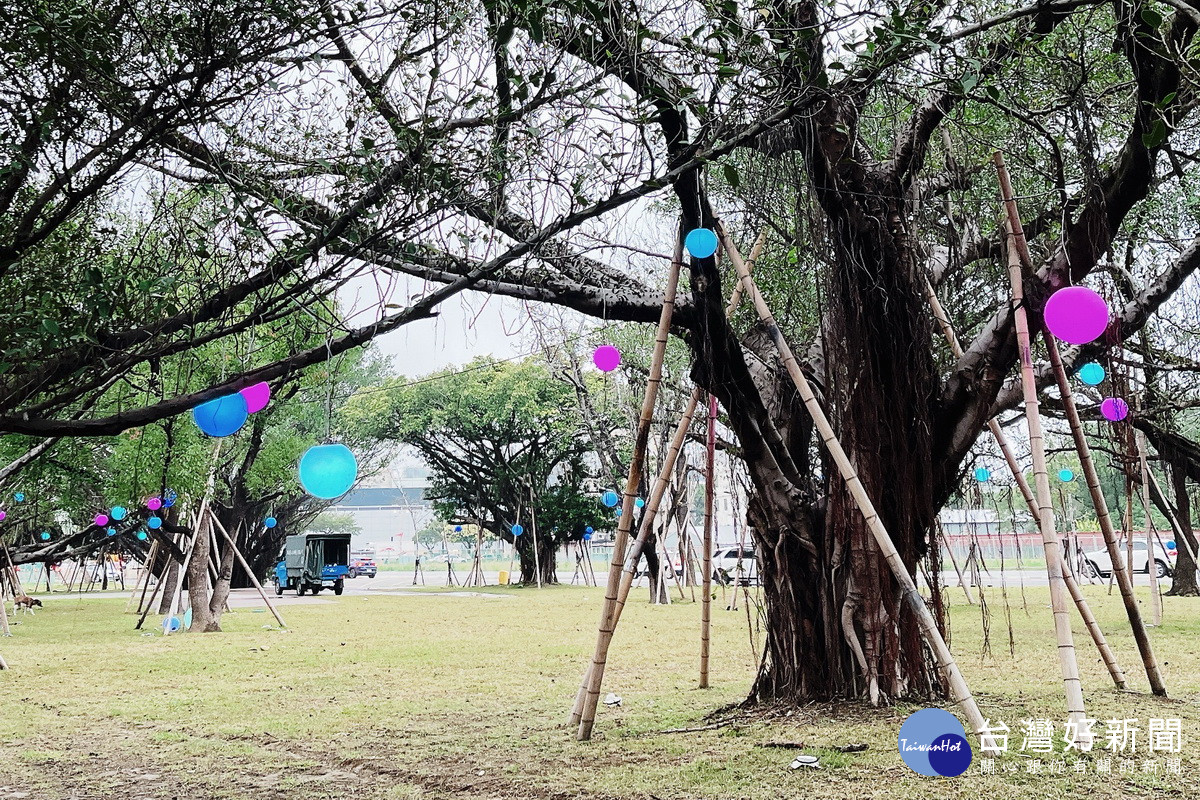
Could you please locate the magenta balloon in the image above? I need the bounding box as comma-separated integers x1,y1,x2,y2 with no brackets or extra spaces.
94,514,109,527
146,497,162,511
1043,286,1109,344
0,510,6,521
240,381,271,414
1101,397,1129,422
593,345,621,373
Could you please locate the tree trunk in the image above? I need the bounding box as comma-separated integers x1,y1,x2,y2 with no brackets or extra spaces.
643,531,668,604
516,532,557,584
1166,459,1199,596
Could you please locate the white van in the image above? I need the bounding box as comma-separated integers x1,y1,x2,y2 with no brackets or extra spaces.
1082,539,1174,579
712,544,758,585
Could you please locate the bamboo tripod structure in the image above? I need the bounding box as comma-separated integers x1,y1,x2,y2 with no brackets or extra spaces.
718,223,993,745
572,232,684,741
924,279,1127,690
208,512,286,628
996,155,1088,737
699,392,716,688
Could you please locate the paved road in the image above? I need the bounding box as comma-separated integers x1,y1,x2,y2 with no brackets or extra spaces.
936,569,1170,589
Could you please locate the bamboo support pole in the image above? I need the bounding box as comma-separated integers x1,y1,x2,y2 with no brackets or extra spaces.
164,509,204,636
573,233,684,741
1136,433,1164,625
700,392,716,688
1147,469,1199,564
136,532,179,630
938,525,975,605
995,185,1088,738
209,512,286,628
0,583,10,638
925,277,1126,689
718,222,994,746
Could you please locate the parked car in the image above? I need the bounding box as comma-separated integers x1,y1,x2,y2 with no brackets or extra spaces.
713,545,758,585
1082,539,1174,579
347,558,377,579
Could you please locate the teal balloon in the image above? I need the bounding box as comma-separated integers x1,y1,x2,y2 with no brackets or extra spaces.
192,393,249,437
111,506,127,521
147,516,163,529
601,490,619,507
264,517,277,528
136,531,148,541
38,531,51,541
1078,362,1106,386
106,527,116,537
1058,469,1075,482
634,497,645,508
511,524,524,537
14,492,24,502
973,467,990,483
684,228,719,259
298,444,358,499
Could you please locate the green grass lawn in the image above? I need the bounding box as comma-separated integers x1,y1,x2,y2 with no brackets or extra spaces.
1,582,1198,799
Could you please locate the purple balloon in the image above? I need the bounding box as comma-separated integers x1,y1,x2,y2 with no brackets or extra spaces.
1101,397,1129,422
593,345,621,373
94,514,109,527
1043,286,1110,345
146,497,162,511
240,381,271,414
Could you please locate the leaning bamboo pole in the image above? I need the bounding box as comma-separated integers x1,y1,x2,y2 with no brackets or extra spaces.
209,512,287,629
995,157,1087,737
700,392,717,688
925,278,1126,689
573,232,683,741
1136,433,1164,625
718,223,994,747
1147,469,1199,565
570,230,766,733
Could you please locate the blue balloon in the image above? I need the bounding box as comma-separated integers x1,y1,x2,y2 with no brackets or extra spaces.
601,490,619,507
614,509,621,517
147,516,163,529
973,467,990,483
1058,469,1075,482
111,506,127,521
454,525,462,532
14,492,25,502
634,497,645,508
38,531,50,541
511,524,524,537
162,616,181,633
106,527,117,537
1078,362,1106,386
684,228,719,259
583,532,592,541
192,393,249,438
298,444,358,499
264,517,277,528
585,526,594,534
1167,540,1177,550
136,531,148,541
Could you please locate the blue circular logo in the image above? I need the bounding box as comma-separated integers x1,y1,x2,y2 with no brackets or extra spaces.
898,708,972,776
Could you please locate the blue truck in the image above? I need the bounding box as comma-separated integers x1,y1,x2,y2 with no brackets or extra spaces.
273,532,351,596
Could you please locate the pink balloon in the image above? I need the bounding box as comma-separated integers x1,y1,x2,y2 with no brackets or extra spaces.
94,514,109,526
146,497,162,511
593,345,621,373
0,510,6,521
1101,397,1129,422
240,381,271,414
1043,286,1109,345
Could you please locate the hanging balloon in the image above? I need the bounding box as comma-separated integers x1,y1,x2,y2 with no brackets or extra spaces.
240,381,271,414
192,393,249,438
1101,397,1129,422
593,345,621,373
264,517,277,529
106,527,117,537
634,497,645,508
0,510,6,521
511,524,524,537
1166,540,1177,550
684,228,719,259
111,506,127,521
146,497,162,511
94,514,109,527
585,526,594,535
454,525,462,533
601,490,619,507
614,509,622,517
1043,286,1110,345
15,493,25,502
298,443,359,499
147,516,163,529
583,532,592,541
973,467,991,483
1078,362,1106,386
162,496,175,509
1058,469,1075,482
136,531,148,541
38,531,51,541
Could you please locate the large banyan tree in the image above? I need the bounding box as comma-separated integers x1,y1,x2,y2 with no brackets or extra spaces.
4,1,1200,703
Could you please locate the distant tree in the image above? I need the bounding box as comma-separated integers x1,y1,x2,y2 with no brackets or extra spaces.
349,358,608,583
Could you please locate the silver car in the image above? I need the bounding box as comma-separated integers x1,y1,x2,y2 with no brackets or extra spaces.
1082,539,1174,579
713,545,758,585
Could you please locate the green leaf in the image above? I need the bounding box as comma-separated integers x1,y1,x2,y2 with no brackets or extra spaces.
1142,119,1168,148
1141,7,1163,28
722,163,740,190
